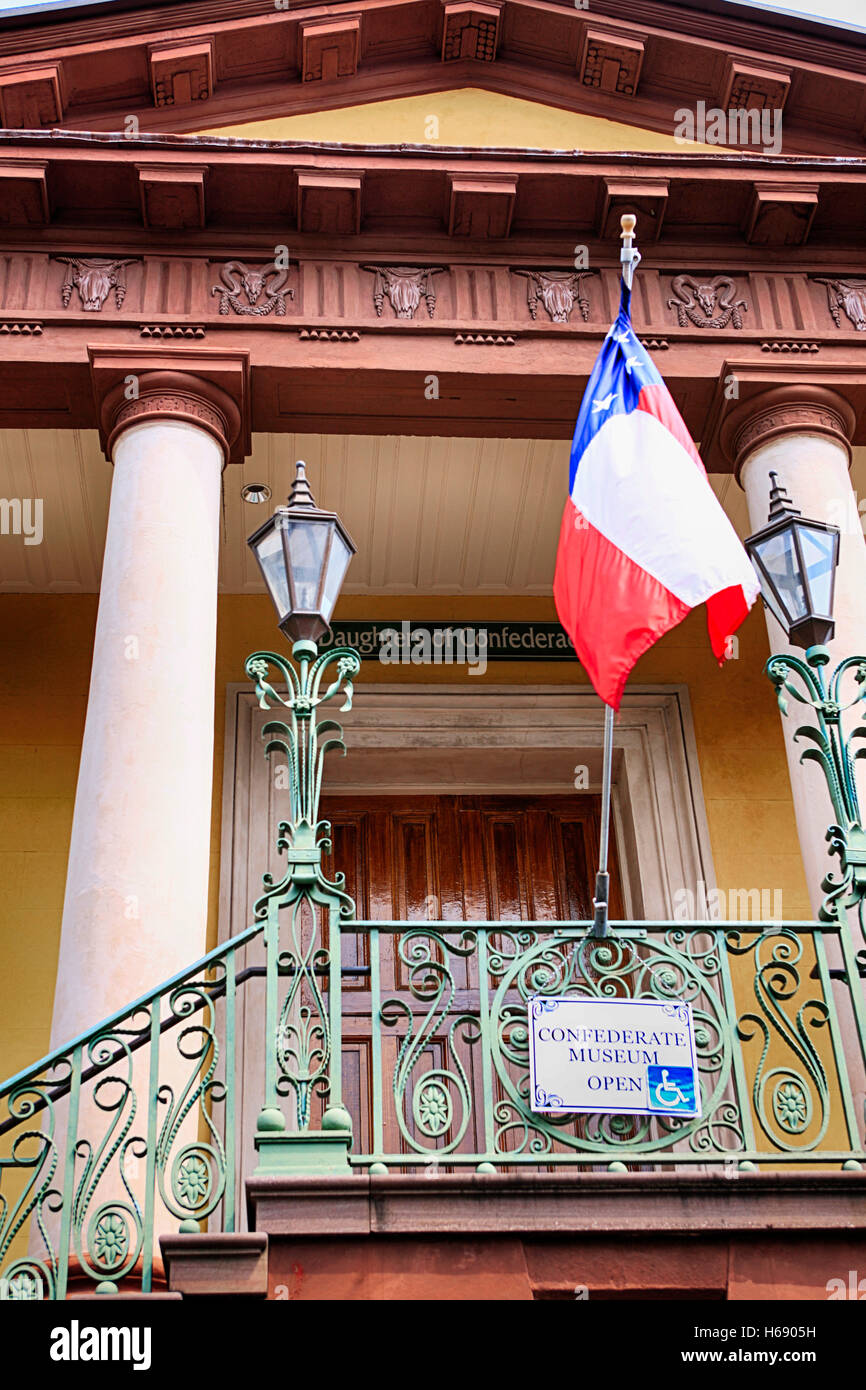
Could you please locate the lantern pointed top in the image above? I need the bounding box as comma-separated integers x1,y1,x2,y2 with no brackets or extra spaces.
767,470,801,522
288,460,317,510
247,455,357,647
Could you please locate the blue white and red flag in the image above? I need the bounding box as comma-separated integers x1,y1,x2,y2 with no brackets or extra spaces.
553,284,759,710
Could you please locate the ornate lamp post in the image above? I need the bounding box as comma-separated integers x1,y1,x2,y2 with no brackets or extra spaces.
745,473,866,956
244,462,362,1173
247,460,356,644
744,471,839,649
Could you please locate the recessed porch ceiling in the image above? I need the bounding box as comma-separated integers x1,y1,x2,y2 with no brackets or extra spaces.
1,426,842,598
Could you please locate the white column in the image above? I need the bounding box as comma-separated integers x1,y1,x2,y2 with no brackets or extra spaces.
51,412,224,1047
733,388,865,917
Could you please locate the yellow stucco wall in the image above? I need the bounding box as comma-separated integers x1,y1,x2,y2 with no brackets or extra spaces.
0,596,95,1083
201,87,723,151
0,590,809,1086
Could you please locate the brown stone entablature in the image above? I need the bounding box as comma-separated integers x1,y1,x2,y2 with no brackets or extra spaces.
0,280,863,445
0,140,859,447
90,349,250,466
5,247,866,345
1,138,866,251
723,385,857,482
0,0,864,155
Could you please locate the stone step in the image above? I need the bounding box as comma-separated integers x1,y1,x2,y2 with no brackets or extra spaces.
159,1232,268,1298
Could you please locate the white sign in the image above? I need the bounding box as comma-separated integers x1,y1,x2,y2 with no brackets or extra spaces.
528,996,701,1118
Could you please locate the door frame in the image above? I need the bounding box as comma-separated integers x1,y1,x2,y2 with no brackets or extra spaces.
217,680,716,1216
218,682,717,936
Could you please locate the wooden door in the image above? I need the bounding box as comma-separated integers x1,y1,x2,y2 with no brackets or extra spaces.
319,793,623,1157
322,794,624,926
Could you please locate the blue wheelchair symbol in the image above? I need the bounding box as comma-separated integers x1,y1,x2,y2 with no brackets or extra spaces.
647,1065,696,1114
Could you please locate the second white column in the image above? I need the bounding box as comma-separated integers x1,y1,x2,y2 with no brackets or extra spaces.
730,387,865,918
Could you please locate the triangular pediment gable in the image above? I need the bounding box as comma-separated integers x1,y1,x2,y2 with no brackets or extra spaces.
0,0,861,155
198,88,725,153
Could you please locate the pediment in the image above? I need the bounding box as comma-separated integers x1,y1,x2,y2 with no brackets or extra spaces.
0,0,861,156
198,88,724,153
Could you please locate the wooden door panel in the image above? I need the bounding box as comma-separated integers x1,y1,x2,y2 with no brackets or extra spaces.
320,792,623,1163
485,812,530,921
341,1040,374,1153
323,812,369,989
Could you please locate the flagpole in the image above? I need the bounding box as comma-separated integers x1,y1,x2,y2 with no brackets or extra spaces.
620,212,641,292
591,215,641,938
591,702,615,937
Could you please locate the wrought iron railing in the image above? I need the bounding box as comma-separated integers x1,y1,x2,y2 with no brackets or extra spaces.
0,925,259,1301
3,637,866,1298
2,908,865,1300
339,918,866,1170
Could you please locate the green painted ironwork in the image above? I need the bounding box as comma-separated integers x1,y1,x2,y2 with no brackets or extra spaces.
2,915,864,1298
0,924,261,1300
244,639,360,1167
766,645,866,962
350,918,865,1170
4,636,866,1298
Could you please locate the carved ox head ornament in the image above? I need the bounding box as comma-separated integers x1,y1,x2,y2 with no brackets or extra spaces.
57,257,136,312
813,277,866,332
360,266,446,320
512,269,593,324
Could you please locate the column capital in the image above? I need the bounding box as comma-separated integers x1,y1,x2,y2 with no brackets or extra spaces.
722,384,856,483
88,347,250,466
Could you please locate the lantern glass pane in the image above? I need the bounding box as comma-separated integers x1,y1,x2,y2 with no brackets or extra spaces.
321,531,353,623
752,528,808,623
284,517,329,612
755,570,789,633
797,522,836,617
253,523,290,620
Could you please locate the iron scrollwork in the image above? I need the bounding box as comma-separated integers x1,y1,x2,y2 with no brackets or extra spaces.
487,929,742,1159
727,928,830,1150
380,929,480,1155
0,1071,65,1301
245,644,361,1131
0,945,239,1299
766,648,866,962
70,1022,148,1290
156,979,227,1229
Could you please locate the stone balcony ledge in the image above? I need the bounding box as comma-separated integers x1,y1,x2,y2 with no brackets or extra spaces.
247,1168,866,1238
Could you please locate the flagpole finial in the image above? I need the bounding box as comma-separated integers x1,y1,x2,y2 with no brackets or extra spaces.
620,213,641,293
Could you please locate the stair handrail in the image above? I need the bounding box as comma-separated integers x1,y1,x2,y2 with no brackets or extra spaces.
0,920,264,1100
